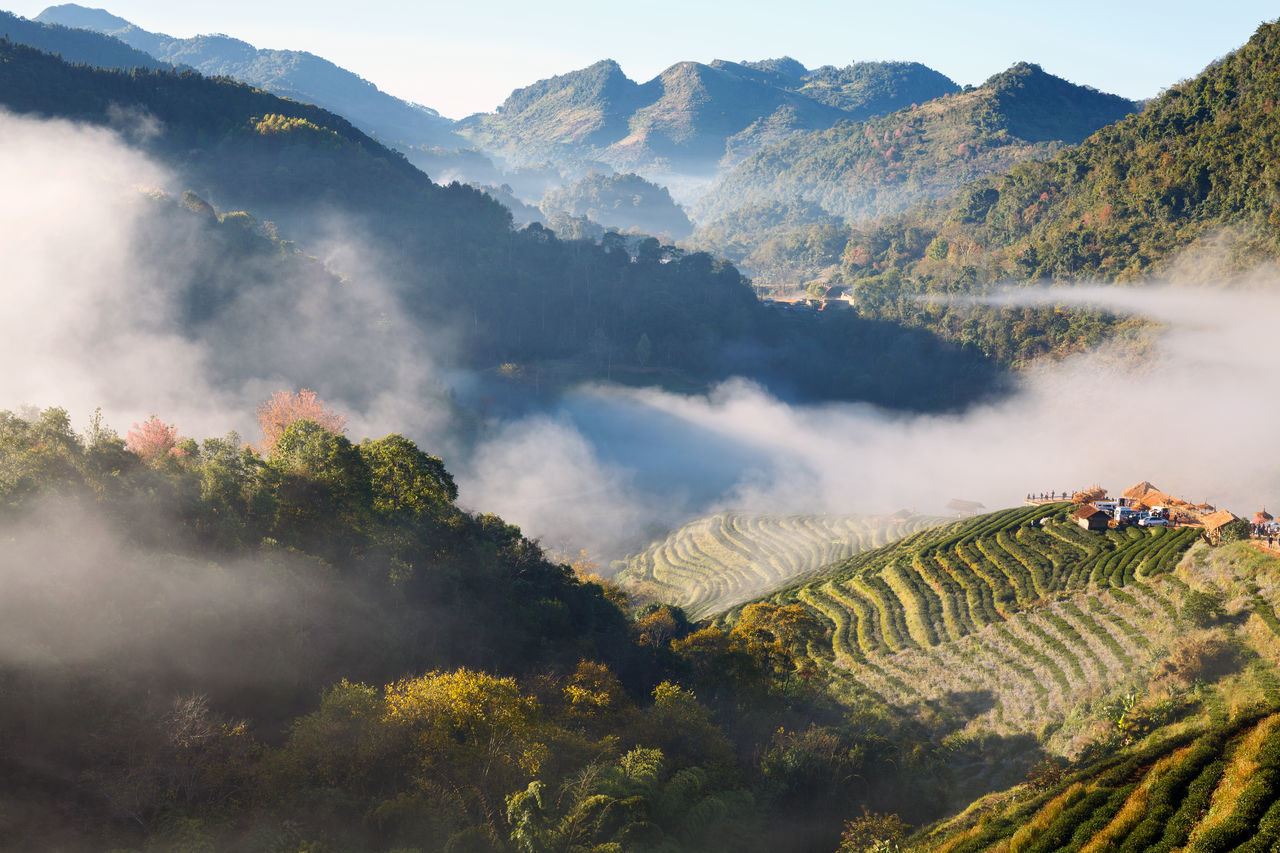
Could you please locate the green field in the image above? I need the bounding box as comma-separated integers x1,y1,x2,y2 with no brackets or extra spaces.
615,511,943,620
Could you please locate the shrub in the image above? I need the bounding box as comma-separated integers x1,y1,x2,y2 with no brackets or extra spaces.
1182,589,1227,627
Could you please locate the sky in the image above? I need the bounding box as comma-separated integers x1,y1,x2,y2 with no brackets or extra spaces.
7,1,1280,118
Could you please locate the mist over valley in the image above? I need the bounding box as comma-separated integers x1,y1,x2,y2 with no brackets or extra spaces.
4,6,1280,853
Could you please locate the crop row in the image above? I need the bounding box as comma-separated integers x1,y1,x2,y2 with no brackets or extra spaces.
817,582,1182,737
745,508,1197,662
617,511,940,619
930,711,1280,853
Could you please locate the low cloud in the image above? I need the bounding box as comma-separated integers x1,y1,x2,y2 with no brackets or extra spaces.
4,108,1277,570
459,285,1280,562
0,109,455,449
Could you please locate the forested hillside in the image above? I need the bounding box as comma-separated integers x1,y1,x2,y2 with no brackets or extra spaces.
0,9,166,69
540,170,694,239
0,404,969,852
33,2,461,147
692,63,1136,283
827,19,1280,366
0,39,1003,411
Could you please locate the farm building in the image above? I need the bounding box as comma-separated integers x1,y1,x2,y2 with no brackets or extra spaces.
1073,505,1110,531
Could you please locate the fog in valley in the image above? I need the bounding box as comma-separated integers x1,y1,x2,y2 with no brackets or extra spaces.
5,108,1279,567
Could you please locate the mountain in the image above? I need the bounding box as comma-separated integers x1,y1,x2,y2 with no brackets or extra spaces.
34,3,461,148
0,38,1003,411
0,7,167,69
816,19,1280,368
459,57,960,177
695,63,1137,229
901,21,1280,284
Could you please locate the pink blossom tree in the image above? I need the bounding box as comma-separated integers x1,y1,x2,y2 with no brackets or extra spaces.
256,389,347,455
125,415,184,463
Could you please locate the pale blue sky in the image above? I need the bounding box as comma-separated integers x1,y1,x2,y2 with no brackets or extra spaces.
8,1,1278,118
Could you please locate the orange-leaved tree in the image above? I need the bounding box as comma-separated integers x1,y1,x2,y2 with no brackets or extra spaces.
256,389,346,455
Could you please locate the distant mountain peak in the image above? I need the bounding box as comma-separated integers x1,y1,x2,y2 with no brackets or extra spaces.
29,3,458,148
35,3,132,32
737,56,809,79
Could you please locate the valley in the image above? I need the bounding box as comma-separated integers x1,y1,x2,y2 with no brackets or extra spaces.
1,3,1280,852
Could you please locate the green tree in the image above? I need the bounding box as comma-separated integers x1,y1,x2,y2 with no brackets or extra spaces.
267,419,373,555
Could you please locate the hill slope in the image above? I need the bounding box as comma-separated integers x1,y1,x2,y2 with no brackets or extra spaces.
691,64,1136,283
34,3,461,148
615,511,943,620
839,18,1280,294
0,8,167,70
912,536,1280,851
723,505,1201,744
699,63,1136,224
539,170,693,239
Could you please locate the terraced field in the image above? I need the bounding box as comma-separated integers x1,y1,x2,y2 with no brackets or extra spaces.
725,504,1201,739
923,709,1280,853
615,512,942,620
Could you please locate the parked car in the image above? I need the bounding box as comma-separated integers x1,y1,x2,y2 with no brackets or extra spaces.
1138,517,1171,527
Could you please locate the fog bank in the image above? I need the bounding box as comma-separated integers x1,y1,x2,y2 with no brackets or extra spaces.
4,108,1277,567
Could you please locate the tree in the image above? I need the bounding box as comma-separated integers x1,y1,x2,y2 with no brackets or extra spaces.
267,420,372,554
256,388,346,455
1181,588,1227,627
359,433,458,517
384,669,551,830
125,415,184,464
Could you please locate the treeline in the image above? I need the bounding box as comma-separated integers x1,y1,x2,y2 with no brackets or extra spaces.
0,402,950,852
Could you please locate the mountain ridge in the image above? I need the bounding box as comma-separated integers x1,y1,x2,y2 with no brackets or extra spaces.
34,2,461,148
461,56,961,176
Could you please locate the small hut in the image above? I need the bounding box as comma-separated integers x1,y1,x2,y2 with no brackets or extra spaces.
1122,481,1161,504
1073,487,1108,504
1073,505,1110,531
1254,508,1274,525
1123,481,1178,511
1202,510,1244,544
